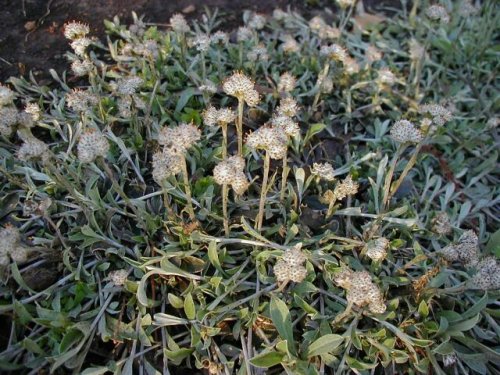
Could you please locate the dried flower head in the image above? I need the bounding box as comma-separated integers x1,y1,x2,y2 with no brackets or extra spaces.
274,244,307,283
486,117,499,130
70,37,92,56
320,76,334,94
318,25,341,40
277,72,296,93
24,103,41,121
426,5,450,24
432,212,452,235
248,13,266,30
469,257,500,290
114,76,144,96
337,0,355,9
419,103,453,126
199,81,218,95
66,89,98,112
273,9,287,21
333,175,359,200
309,16,325,32
365,237,390,262
271,115,300,138
152,149,183,183
0,107,19,136
77,130,109,163
237,27,253,42
213,156,249,195
459,0,480,17
409,39,425,61
0,84,15,106
320,44,348,62
276,97,299,118
202,106,219,127
64,21,90,40
443,354,458,368
247,44,269,62
439,230,479,267
158,123,201,154
282,35,300,53
246,125,288,159
0,225,30,265
366,45,382,63
334,268,386,314
193,34,211,52
211,31,228,45
17,136,49,162
223,72,260,107
109,269,129,286
71,59,93,76
344,57,360,75
170,14,190,33
377,68,396,86
311,162,335,181
390,120,423,143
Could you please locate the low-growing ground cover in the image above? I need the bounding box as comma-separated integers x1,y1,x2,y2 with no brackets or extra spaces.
0,1,499,374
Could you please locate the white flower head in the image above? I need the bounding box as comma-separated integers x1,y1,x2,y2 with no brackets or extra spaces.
0,107,19,137
170,14,190,33
0,84,15,106
248,13,266,30
311,162,335,181
390,120,423,143
18,136,49,162
70,37,92,56
237,27,253,42
152,149,183,183
246,125,288,159
213,156,249,195
193,34,211,52
64,21,90,40
77,130,109,163
223,72,260,107
71,59,93,76
282,35,300,53
277,72,296,93
333,175,359,200
276,97,299,117
426,5,450,24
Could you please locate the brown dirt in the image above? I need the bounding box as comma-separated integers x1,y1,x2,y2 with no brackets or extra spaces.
0,0,400,83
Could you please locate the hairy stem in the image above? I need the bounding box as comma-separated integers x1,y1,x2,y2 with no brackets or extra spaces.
221,123,228,160
388,142,424,204
312,63,330,112
180,157,196,221
280,153,289,202
381,144,408,211
237,98,244,157
222,183,229,237
256,151,271,231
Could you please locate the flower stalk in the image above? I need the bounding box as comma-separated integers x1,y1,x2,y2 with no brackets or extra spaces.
256,150,271,231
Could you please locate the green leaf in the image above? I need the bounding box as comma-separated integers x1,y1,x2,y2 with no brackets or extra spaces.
175,88,196,113
307,334,344,357
270,296,296,356
485,229,500,256
167,293,184,309
184,293,196,320
153,313,189,326
448,314,480,332
250,351,285,368
418,300,429,318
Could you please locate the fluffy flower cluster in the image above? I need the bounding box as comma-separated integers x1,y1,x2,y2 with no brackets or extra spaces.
211,31,228,45
247,44,269,62
276,97,299,118
222,72,259,107
113,76,144,96
377,68,396,86
282,35,300,53
334,268,386,314
333,175,359,200
0,84,15,106
213,156,249,195
170,14,190,33
309,16,340,40
426,5,450,24
66,89,99,112
158,123,201,154
274,244,308,283
64,21,92,57
271,114,299,138
18,136,49,162
366,45,382,63
311,162,335,181
0,225,30,266
246,125,288,159
432,212,452,235
320,44,348,62
203,106,236,127
409,39,425,61
365,237,390,262
469,257,500,290
109,269,129,286
237,27,253,42
277,72,296,93
439,230,479,267
390,120,424,143
192,34,211,52
77,130,110,163
152,149,183,183
247,13,266,30
71,59,93,76
458,0,480,17
419,103,453,126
